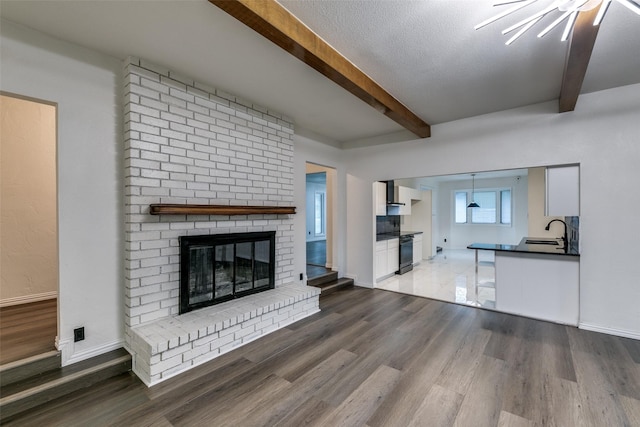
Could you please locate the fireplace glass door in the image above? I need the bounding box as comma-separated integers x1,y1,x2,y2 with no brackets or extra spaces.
180,231,276,313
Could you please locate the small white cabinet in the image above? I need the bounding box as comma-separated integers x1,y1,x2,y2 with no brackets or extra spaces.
412,233,423,265
546,165,579,216
375,240,387,279
375,181,387,216
376,238,400,280
387,238,399,275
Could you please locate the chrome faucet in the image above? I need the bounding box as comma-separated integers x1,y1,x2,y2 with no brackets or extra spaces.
545,219,568,249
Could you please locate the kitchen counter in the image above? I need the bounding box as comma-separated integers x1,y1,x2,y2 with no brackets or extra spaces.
376,230,423,241
468,236,579,326
468,237,579,257
376,233,400,241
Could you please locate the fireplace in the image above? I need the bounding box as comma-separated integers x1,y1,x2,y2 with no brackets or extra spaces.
179,231,276,314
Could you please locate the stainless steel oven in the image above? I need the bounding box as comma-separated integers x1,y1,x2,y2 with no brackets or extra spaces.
398,235,413,274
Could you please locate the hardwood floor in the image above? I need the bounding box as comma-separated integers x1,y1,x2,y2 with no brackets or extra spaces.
0,299,57,365
4,288,640,426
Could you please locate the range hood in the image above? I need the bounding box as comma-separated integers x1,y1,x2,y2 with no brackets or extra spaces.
386,181,405,207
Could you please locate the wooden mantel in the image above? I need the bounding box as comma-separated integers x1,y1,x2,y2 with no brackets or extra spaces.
149,204,296,216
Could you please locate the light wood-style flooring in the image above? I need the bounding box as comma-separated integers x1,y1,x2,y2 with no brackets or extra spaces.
4,288,640,426
0,299,57,365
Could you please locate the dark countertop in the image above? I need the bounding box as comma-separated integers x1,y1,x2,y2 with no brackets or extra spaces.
467,237,579,257
376,233,400,241
376,231,423,241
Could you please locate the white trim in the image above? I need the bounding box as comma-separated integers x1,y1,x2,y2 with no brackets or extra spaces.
579,323,640,340
62,339,125,367
0,291,57,307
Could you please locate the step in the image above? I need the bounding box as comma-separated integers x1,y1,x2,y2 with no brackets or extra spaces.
0,351,60,388
307,271,338,287
317,277,355,297
0,348,132,422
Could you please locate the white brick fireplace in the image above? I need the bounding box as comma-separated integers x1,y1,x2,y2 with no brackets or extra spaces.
123,58,319,386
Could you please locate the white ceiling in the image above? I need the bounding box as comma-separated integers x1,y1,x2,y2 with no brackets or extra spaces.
2,0,639,147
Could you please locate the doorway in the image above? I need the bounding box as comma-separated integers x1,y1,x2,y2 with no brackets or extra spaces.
305,163,335,279
0,93,58,364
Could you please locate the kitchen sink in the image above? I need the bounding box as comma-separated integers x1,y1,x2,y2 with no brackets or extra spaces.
525,239,559,245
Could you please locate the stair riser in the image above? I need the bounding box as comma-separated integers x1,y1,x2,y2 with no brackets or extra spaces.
0,359,131,422
307,273,338,287
0,352,61,388
319,279,354,297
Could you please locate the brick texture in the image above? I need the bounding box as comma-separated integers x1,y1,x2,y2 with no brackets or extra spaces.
123,57,301,382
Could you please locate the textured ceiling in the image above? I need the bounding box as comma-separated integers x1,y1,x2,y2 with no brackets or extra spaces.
1,0,639,147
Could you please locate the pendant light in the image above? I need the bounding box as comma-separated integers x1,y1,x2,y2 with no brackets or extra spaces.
468,173,480,208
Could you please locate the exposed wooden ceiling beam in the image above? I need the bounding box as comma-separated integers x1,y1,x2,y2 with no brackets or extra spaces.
209,0,431,138
559,6,601,113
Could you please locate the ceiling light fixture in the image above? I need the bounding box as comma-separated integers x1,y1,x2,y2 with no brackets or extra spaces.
468,174,480,208
476,0,640,45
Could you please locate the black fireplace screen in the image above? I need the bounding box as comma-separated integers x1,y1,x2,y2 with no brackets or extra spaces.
179,231,276,314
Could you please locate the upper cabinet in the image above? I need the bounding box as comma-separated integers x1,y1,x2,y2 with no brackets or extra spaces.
397,186,412,215
546,165,580,216
397,186,423,215
375,181,387,216
374,181,423,216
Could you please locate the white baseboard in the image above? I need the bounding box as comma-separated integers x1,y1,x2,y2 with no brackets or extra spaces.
62,339,125,367
0,291,57,307
579,323,640,340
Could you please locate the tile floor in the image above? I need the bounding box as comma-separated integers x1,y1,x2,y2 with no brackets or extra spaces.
376,249,497,309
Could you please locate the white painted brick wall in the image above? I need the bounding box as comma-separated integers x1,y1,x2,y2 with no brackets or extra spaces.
123,58,299,378
124,57,295,329
130,283,320,386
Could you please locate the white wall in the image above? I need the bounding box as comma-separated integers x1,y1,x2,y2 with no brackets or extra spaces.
1,20,124,364
344,84,640,339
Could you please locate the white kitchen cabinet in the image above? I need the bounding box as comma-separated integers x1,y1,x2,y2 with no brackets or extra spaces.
375,181,387,216
397,186,412,215
375,238,399,280
546,165,579,216
376,241,387,279
412,233,423,265
387,238,399,275
495,252,579,325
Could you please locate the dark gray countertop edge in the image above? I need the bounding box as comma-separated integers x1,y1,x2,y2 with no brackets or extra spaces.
467,237,580,257
376,231,423,241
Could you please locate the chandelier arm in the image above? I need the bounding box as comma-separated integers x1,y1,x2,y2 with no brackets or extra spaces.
617,0,640,15
561,11,579,40
493,0,531,5
501,4,559,34
537,0,588,38
506,16,544,44
475,0,539,30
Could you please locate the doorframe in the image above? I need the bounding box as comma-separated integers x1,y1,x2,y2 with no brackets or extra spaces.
305,162,336,269
0,91,60,355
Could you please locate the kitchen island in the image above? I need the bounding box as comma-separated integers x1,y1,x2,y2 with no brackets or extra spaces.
468,237,580,326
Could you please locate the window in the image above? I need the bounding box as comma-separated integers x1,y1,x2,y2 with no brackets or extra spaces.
455,191,467,223
454,188,512,225
501,190,512,224
471,191,496,223
314,192,325,235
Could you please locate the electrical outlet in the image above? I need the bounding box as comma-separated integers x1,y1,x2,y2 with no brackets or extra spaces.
74,327,85,342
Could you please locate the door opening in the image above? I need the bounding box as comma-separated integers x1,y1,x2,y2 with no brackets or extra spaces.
0,93,58,364
305,163,336,279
